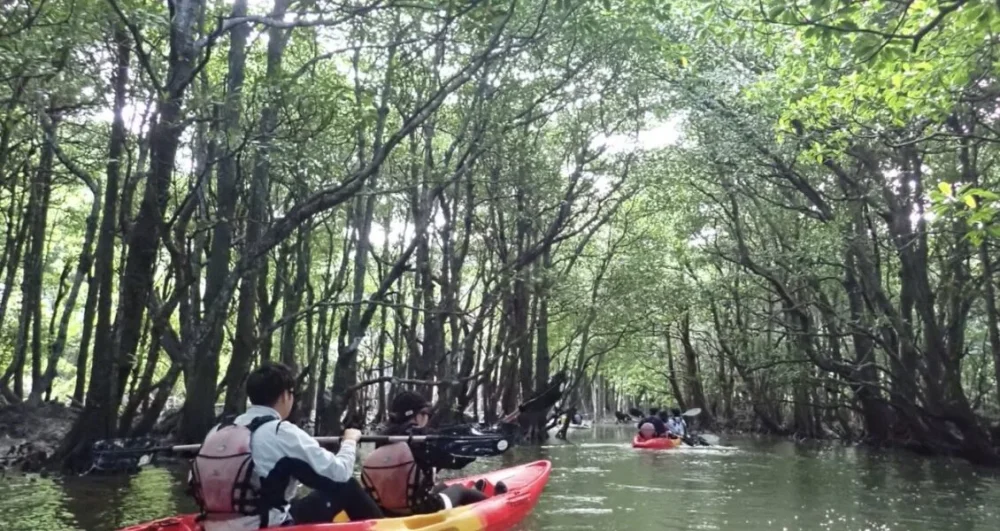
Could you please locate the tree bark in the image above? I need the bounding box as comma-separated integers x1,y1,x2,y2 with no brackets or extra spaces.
55,26,130,467
224,0,290,415
31,122,101,406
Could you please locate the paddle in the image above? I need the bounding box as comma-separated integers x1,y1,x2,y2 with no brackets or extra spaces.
500,370,568,424
677,408,718,446
698,433,721,445
88,433,510,473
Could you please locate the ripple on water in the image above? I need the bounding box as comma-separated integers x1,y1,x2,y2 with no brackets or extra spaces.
548,508,615,515
547,494,608,503
561,467,610,474
3,475,76,531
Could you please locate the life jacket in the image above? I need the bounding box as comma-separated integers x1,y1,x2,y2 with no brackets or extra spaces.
360,441,424,516
190,415,278,523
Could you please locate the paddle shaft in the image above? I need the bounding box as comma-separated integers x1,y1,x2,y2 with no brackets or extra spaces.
101,434,475,456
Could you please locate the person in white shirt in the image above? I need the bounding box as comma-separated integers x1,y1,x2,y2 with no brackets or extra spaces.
666,408,687,437
189,362,383,529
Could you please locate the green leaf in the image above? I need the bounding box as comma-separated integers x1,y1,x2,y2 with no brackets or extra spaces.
970,188,1000,200
852,34,882,58
838,20,860,31
938,182,953,197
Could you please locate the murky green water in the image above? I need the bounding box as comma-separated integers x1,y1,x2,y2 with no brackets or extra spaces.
4,426,1000,530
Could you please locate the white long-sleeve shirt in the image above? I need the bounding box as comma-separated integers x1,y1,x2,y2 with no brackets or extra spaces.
202,405,357,530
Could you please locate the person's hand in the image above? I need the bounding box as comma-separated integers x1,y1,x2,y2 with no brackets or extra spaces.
343,428,362,442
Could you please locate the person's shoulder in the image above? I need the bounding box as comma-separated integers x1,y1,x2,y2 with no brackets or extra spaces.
273,419,308,436
266,421,320,453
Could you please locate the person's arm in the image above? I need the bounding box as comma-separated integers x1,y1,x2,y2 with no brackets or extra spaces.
273,422,357,482
413,441,475,471
405,427,475,471
411,442,475,470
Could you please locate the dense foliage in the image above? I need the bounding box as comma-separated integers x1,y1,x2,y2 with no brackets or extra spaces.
3,0,1000,466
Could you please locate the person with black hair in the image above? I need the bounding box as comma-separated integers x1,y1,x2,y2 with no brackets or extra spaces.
360,391,505,516
636,407,668,439
189,362,383,529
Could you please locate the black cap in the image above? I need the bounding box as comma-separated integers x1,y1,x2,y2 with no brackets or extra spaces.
390,391,431,422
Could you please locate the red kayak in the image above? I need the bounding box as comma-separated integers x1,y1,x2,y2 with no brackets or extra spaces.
631,435,682,449
119,460,551,531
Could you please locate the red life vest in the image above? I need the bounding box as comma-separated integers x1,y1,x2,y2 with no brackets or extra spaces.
360,442,423,516
190,416,277,520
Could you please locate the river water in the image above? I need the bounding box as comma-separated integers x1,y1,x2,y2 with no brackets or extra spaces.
3,426,1000,530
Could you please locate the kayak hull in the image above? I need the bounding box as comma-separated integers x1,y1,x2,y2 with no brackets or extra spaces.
118,460,551,531
631,435,682,449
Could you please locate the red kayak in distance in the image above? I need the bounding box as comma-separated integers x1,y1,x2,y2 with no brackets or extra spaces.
631,435,683,449
118,460,551,531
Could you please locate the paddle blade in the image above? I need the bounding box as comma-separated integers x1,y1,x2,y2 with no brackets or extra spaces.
439,436,510,458
682,408,702,417
699,433,721,445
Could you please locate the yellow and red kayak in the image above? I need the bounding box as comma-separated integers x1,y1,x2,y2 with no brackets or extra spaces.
119,460,551,531
631,435,682,449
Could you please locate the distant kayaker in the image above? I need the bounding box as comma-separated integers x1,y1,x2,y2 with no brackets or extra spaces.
361,391,506,516
657,409,673,434
636,407,668,438
667,408,687,437
189,362,383,529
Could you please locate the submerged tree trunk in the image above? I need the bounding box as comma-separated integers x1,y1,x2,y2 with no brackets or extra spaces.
180,0,251,441
55,26,130,467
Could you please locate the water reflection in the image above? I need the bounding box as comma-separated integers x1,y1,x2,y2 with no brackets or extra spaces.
3,427,1000,530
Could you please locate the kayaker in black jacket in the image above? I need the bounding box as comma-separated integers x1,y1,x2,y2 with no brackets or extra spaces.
637,407,668,438
360,391,505,516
